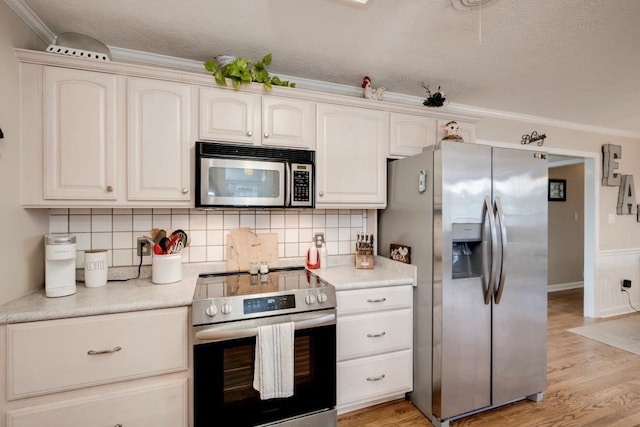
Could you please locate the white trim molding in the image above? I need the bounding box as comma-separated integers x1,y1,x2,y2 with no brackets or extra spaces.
597,249,640,317
548,282,584,293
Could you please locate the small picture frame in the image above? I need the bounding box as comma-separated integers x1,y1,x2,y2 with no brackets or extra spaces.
548,179,566,202
390,243,411,264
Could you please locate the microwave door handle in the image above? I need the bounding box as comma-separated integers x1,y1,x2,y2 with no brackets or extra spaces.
285,162,292,206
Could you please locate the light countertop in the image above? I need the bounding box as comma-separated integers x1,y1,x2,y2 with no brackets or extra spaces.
312,256,416,291
0,256,415,324
0,275,198,324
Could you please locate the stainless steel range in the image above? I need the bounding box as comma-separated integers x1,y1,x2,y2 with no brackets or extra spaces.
192,266,337,427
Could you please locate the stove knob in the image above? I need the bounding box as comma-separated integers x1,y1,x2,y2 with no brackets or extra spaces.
221,301,233,315
205,303,218,317
305,293,317,305
317,291,328,304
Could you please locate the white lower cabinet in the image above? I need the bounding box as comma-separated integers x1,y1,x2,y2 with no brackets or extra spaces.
336,285,413,414
6,379,188,427
0,307,190,427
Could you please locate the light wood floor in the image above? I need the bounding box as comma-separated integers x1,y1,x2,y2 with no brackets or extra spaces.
337,289,640,426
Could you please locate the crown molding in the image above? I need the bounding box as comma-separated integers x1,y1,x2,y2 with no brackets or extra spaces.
7,0,640,140
5,0,54,43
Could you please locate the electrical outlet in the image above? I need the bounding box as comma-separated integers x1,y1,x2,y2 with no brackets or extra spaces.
314,232,325,245
137,237,151,257
622,279,632,289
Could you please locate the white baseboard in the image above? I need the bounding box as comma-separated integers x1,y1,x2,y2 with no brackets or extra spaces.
548,282,584,292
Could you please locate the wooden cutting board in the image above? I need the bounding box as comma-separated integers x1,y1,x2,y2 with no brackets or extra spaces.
226,228,279,272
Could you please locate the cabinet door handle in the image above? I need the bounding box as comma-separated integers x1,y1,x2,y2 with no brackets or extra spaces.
181,187,188,194
367,331,386,338
319,191,324,197
114,424,123,427
106,185,113,192
246,130,253,137
263,132,270,139
366,297,386,303
366,374,386,382
87,346,122,355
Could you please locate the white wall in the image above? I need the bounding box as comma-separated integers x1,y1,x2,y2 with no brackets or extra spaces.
0,2,49,305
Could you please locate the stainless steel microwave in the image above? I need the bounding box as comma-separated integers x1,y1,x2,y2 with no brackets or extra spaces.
195,141,315,208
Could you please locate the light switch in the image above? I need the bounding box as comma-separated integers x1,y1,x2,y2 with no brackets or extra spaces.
608,213,616,224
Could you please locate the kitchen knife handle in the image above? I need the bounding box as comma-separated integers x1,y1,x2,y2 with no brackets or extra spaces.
483,196,497,305
494,197,508,304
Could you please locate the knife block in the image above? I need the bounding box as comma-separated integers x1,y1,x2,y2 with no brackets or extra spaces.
355,250,374,269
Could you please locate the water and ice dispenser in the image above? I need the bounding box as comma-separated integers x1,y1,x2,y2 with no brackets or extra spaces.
451,223,483,279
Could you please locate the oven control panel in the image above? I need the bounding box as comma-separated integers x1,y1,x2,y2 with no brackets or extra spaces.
244,294,296,314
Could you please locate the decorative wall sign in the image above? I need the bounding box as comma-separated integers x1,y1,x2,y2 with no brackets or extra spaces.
617,175,638,215
521,130,546,146
600,143,640,222
390,243,411,264
548,179,566,202
602,144,622,186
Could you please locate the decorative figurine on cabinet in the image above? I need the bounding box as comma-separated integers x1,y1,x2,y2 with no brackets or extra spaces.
361,76,385,101
442,120,464,142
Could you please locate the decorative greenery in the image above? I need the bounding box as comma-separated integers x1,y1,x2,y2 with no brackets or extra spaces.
421,82,446,107
204,54,295,90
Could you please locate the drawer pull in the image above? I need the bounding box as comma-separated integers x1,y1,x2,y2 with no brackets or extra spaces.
87,346,122,355
367,331,386,338
366,374,386,382
115,424,123,427
367,297,387,303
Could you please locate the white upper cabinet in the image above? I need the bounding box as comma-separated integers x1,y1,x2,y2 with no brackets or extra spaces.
43,67,118,200
199,87,315,149
199,88,259,144
127,78,192,201
261,96,315,149
316,103,388,208
389,113,436,157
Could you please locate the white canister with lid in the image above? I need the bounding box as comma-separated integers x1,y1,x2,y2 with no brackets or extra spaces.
45,234,77,297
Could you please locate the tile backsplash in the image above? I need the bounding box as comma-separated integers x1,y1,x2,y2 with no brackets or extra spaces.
48,208,369,269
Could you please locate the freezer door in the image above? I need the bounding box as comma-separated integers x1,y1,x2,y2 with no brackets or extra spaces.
491,147,548,405
434,142,493,419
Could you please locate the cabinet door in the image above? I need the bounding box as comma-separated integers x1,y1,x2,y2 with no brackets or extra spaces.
199,87,259,144
390,113,436,157
262,96,315,149
316,103,388,208
43,67,118,200
128,78,191,201
6,379,188,427
436,118,476,143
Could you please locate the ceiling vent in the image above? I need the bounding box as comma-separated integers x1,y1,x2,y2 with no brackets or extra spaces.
46,32,111,61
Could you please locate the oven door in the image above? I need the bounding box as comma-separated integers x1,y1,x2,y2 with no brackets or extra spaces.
193,310,336,426
198,157,286,207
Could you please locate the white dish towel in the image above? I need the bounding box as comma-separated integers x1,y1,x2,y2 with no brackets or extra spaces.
253,321,295,400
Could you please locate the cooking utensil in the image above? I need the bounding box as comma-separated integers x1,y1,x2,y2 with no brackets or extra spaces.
165,234,181,254
159,237,171,254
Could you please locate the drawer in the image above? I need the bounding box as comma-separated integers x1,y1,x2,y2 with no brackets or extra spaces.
337,350,412,406
337,285,412,315
6,378,188,427
338,309,412,361
7,307,188,400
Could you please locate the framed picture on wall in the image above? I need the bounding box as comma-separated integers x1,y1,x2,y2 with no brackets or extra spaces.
548,179,566,202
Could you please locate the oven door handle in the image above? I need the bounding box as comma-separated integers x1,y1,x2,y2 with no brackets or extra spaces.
194,312,336,343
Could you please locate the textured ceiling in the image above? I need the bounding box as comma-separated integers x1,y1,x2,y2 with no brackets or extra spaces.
12,0,640,135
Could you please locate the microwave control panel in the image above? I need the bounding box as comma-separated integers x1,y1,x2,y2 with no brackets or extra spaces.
291,163,313,207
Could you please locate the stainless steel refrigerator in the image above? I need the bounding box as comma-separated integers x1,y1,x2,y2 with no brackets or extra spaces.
378,141,547,427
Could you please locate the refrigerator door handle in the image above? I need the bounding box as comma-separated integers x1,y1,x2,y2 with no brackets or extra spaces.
483,195,498,305
494,197,508,304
